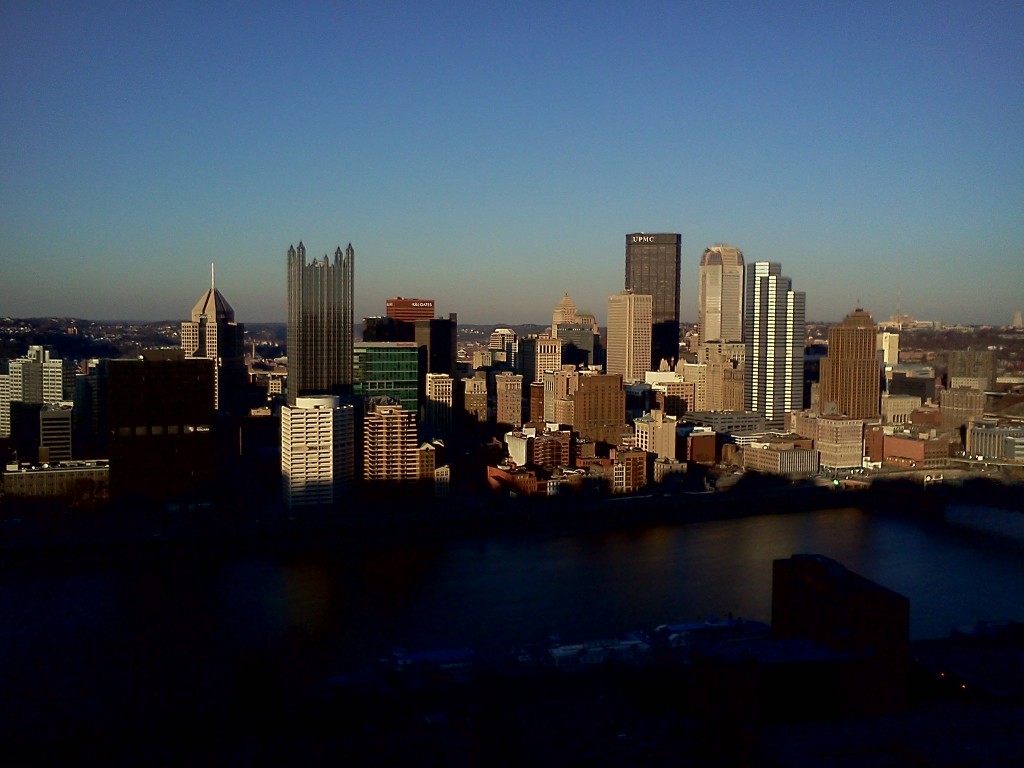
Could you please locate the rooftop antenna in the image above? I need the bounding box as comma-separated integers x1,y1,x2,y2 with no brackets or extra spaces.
211,263,216,291
896,286,902,330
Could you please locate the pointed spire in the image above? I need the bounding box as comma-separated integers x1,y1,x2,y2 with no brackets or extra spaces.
211,263,216,291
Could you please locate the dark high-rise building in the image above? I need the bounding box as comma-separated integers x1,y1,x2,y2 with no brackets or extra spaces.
625,233,682,369
415,314,458,376
363,316,415,343
286,242,354,405
556,322,602,367
103,355,216,501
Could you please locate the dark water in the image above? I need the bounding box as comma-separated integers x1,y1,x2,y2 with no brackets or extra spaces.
2,505,1023,735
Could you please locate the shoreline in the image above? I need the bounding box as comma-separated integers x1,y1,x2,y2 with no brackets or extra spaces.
1,478,1021,572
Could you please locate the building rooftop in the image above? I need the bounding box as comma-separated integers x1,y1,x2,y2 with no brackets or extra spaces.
191,287,234,323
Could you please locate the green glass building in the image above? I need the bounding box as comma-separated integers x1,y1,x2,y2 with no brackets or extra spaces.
353,342,421,414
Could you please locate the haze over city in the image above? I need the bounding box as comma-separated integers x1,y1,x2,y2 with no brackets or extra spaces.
2,1,1021,325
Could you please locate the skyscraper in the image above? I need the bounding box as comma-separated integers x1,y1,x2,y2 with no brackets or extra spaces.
495,372,523,427
698,244,745,344
519,336,563,384
1,345,71,439
462,373,488,423
606,291,653,384
424,373,454,436
876,331,899,366
281,395,355,508
363,403,419,483
103,354,216,500
572,374,627,445
353,342,421,414
286,242,354,405
181,265,245,413
745,262,805,427
819,308,880,419
625,233,681,368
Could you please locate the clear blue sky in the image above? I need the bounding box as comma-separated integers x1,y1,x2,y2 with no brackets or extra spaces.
2,1,1022,326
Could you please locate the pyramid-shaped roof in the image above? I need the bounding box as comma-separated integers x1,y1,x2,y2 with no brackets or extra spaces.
191,287,234,323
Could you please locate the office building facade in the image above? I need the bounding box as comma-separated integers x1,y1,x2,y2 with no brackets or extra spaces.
606,291,653,384
424,373,454,436
281,395,355,508
519,336,563,384
625,232,682,369
103,356,216,500
462,373,488,423
698,244,745,344
495,372,523,427
385,297,435,322
363,403,419,483
286,242,354,405
744,262,805,427
353,342,421,414
819,308,880,419
876,331,899,366
572,374,627,445
556,322,602,368
1,346,72,439
181,267,246,413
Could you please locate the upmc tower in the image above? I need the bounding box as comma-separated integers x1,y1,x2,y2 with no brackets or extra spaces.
625,233,681,369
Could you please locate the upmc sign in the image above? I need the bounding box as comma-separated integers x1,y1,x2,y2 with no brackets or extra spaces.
628,233,679,245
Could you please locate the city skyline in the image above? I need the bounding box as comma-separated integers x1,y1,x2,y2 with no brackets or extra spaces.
2,3,1022,326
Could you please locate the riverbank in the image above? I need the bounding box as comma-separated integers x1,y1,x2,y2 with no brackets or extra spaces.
1,477,1021,573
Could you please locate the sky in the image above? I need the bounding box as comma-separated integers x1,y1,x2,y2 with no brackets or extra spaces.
1,1,1022,326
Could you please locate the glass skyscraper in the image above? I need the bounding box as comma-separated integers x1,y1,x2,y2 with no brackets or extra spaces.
625,233,681,369
286,242,354,405
353,342,421,414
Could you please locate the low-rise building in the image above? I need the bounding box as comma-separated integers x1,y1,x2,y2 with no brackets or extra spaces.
741,439,819,477
880,393,921,425
882,430,954,469
966,417,1024,460
611,447,647,494
2,459,110,501
633,410,678,460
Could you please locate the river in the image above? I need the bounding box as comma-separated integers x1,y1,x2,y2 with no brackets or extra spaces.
1,504,1022,738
